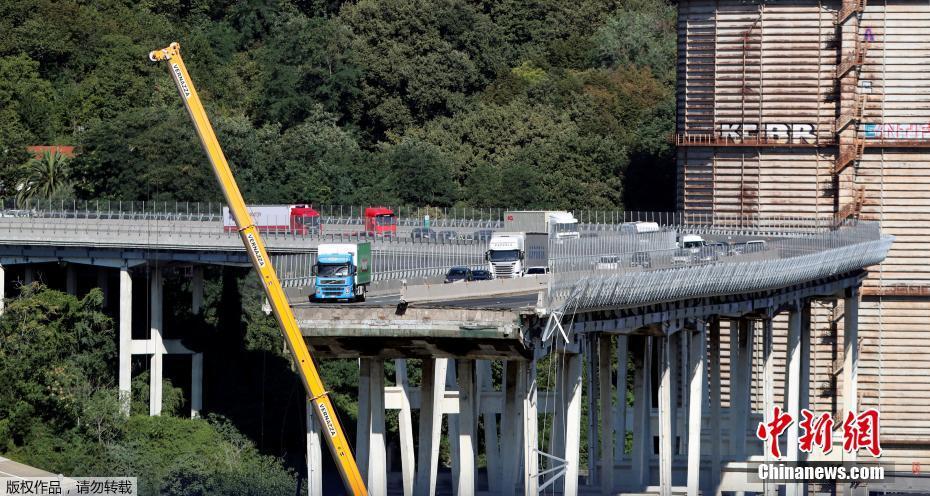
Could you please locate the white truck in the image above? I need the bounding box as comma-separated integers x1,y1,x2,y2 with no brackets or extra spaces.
486,232,548,278
504,210,579,239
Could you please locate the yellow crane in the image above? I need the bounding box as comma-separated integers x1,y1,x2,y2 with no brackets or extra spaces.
149,42,368,496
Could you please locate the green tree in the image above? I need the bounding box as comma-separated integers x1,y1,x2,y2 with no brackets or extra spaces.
405,99,627,208
16,151,73,202
380,139,458,206
592,0,677,82
254,12,361,127
340,0,506,137
0,286,114,447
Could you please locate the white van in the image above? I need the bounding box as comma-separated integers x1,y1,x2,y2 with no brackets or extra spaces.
680,234,706,252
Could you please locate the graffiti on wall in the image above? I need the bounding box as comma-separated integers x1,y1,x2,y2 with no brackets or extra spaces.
864,123,930,140
719,123,817,143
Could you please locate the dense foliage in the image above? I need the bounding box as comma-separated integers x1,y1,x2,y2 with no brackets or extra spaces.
0,285,300,495
0,0,677,210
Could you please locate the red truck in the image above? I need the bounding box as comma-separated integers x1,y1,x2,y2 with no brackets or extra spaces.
223,204,322,235
363,206,397,237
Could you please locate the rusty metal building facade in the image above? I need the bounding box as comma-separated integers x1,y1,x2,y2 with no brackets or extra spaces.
677,0,930,472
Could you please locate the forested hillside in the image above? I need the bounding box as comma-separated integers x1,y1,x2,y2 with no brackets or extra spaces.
0,0,676,210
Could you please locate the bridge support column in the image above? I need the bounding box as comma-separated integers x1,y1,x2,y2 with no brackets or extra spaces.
731,318,753,459
709,318,722,496
614,335,629,464
118,265,131,415
762,315,777,496
585,336,599,486
97,269,109,308
24,266,33,285
191,353,203,418
562,351,583,496
455,360,477,496
446,363,460,490
659,335,673,496
843,289,864,496
357,360,371,480
395,359,415,496
191,266,204,314
0,264,5,315
66,264,77,295
521,359,539,495
414,358,447,496
598,335,614,494
306,399,322,496
190,267,204,419
786,302,803,496
632,336,653,490
357,358,387,496
477,361,500,495
501,361,522,493
687,324,706,496
149,268,164,416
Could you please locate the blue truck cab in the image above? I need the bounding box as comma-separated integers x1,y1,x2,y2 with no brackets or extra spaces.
313,243,371,302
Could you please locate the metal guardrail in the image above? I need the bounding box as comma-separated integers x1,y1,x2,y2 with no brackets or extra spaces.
0,203,893,307
548,221,892,311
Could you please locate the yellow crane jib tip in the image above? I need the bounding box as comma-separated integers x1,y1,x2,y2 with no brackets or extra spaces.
148,42,180,62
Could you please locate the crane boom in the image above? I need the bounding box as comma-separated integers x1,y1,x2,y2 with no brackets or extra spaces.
149,42,368,496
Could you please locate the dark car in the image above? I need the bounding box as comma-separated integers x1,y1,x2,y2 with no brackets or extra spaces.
437,230,458,241
630,251,652,268
707,242,730,256
471,269,492,281
410,227,436,240
444,266,473,283
473,229,494,242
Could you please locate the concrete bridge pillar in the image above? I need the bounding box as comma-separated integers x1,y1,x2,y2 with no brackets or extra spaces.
614,335,629,464
708,318,722,496
356,359,387,495
761,315,777,496
97,269,109,308
414,358,447,496
191,353,203,418
785,300,811,496
632,336,653,490
521,358,539,495
23,266,33,285
687,323,706,496
0,264,5,315
118,265,132,415
560,351,583,496
842,288,865,496
394,359,415,496
306,400,322,496
191,266,204,314
455,360,477,496
476,360,500,495
598,335,615,494
149,268,164,416
500,360,523,493
730,318,754,459
658,335,673,496
190,266,205,418
66,264,77,295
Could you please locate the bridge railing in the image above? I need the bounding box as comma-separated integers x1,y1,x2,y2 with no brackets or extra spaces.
270,242,488,287
547,220,892,311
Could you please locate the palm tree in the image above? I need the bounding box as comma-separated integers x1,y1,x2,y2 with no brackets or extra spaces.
16,150,73,203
